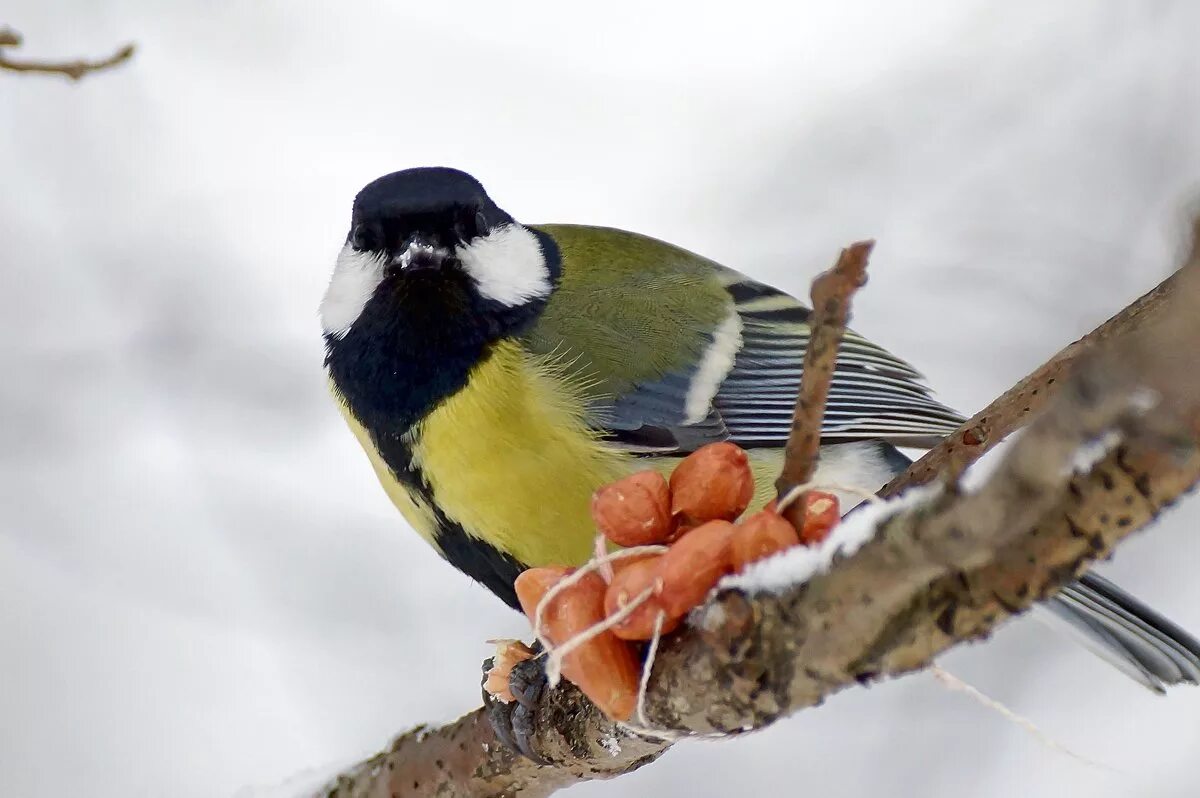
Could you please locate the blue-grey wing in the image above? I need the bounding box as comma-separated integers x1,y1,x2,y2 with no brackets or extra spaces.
713,276,965,449
583,271,964,454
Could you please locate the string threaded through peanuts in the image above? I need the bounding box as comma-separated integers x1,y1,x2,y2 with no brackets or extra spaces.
776,481,885,514
618,609,692,742
636,610,665,728
531,480,882,736
534,542,668,686
544,584,655,687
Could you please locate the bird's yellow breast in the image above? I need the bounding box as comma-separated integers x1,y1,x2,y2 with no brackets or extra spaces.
335,338,787,572
406,339,630,568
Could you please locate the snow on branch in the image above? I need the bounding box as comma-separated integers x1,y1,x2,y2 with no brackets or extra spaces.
300,223,1200,798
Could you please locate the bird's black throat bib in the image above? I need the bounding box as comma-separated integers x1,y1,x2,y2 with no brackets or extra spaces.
323,262,554,609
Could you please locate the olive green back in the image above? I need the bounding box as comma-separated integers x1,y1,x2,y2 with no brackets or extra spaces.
522,224,731,398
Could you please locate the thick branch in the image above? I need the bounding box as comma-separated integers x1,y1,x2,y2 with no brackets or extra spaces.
0,27,134,80
312,237,1200,798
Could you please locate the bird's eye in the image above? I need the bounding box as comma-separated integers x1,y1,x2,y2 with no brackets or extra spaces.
454,208,489,241
350,223,380,251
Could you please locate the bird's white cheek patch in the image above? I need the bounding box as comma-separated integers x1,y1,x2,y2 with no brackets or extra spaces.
320,244,387,338
685,308,743,423
455,224,551,307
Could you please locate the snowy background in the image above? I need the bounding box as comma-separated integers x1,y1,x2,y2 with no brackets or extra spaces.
3,2,1200,796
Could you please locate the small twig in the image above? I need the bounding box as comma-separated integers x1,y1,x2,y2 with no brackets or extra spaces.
882,216,1200,499
775,240,874,530
0,26,135,80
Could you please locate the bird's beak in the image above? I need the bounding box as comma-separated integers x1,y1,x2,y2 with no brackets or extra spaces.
391,236,450,271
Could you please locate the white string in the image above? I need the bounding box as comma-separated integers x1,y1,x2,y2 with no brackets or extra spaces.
776,480,885,514
536,478,886,736
533,544,669,672
930,665,1115,772
544,584,655,687
620,607,683,741
593,532,614,582
636,611,666,728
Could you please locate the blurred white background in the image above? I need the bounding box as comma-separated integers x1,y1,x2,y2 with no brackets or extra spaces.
3,2,1199,796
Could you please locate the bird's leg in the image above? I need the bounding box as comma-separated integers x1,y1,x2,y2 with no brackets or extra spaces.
482,641,549,764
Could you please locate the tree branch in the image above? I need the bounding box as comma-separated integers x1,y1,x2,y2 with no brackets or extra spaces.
776,239,872,530
0,26,134,80
305,230,1200,798
880,261,1190,497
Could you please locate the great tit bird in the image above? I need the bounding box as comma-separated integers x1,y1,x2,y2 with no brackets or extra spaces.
322,166,1200,692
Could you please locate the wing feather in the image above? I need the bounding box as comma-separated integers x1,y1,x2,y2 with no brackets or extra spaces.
522,225,964,453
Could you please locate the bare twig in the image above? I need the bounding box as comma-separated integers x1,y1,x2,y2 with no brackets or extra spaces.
0,26,134,80
880,269,1184,497
775,240,873,528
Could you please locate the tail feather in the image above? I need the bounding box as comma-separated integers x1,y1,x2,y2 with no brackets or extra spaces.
1042,573,1200,692
879,445,1200,691
1037,600,1166,691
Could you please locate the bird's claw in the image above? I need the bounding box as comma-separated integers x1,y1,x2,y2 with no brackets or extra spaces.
482,644,549,764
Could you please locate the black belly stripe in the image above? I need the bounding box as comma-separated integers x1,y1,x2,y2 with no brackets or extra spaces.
372,426,527,610
435,520,526,611
324,269,557,611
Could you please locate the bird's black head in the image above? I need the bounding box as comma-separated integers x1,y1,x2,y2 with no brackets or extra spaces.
321,167,560,342
348,168,510,262
321,168,561,431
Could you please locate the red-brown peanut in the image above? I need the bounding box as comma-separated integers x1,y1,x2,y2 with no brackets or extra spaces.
514,567,640,720
609,551,658,577
604,555,680,640
669,442,755,526
657,519,738,617
591,470,673,546
729,510,800,571
800,491,840,545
